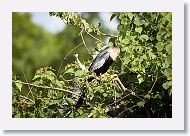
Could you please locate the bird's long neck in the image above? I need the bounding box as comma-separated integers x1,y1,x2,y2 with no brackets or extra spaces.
108,49,119,60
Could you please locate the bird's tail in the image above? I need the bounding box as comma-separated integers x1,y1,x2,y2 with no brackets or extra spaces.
75,91,85,109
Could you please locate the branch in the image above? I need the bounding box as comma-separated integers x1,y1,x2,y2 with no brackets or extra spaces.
13,80,81,97
117,104,138,117
148,75,158,94
56,43,83,77
21,68,35,100
113,76,135,95
80,32,91,55
108,93,131,106
85,30,106,45
112,75,143,101
18,95,35,103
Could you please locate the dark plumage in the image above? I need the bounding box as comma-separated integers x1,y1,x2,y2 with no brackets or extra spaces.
68,87,85,109
88,45,120,76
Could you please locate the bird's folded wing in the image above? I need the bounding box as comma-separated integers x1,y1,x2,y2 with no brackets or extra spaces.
89,50,110,71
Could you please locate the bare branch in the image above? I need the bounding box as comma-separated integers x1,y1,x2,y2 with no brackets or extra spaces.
13,94,35,103
148,75,158,94
80,32,91,55
85,30,106,45
108,93,131,106
56,43,83,77
21,68,35,100
117,104,138,117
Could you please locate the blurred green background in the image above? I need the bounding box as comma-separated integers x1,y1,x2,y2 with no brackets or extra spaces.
12,12,118,80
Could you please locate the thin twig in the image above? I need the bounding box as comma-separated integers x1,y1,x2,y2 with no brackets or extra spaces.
148,75,158,94
18,95,35,103
113,77,134,94
108,93,131,106
85,30,106,45
13,80,82,97
112,75,143,101
21,68,35,100
117,104,138,117
101,33,118,38
80,32,91,55
56,43,83,77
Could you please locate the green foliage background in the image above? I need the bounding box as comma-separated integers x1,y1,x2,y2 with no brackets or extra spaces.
12,12,172,118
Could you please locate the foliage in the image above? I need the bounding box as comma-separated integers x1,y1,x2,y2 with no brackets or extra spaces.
12,12,172,118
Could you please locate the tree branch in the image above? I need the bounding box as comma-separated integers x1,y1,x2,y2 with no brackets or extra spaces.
56,42,83,77
148,75,158,94
80,32,91,55
85,30,106,45
13,80,82,97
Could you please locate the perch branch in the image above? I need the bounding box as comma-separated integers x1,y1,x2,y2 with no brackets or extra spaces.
113,76,135,95
112,75,143,101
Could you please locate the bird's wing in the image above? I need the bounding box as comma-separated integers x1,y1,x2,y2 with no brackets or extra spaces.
89,49,110,71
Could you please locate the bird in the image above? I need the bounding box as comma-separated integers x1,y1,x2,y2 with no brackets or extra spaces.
88,44,120,76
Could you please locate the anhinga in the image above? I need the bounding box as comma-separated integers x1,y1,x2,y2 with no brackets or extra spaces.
73,44,120,108
88,44,120,76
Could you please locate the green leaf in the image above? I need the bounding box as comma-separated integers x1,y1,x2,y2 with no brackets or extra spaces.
66,68,74,74
165,13,172,22
15,82,22,92
134,20,144,26
91,109,97,116
135,27,142,34
123,53,131,64
117,24,124,32
144,94,150,99
163,68,172,80
65,98,75,105
140,34,149,41
131,65,139,71
156,42,164,51
102,92,108,97
162,81,172,90
137,101,145,107
110,13,117,21
122,38,130,45
166,44,172,54
97,42,104,50
128,13,134,20
75,70,83,77
137,74,144,84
